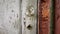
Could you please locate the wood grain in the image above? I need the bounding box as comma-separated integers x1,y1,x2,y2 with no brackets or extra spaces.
55,0,60,34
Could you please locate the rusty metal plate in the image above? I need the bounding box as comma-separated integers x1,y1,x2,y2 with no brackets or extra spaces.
38,0,51,34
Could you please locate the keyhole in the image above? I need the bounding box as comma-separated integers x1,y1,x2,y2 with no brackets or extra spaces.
27,25,32,30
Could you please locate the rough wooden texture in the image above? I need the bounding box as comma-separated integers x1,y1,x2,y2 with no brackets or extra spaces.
0,0,22,34
55,0,60,34
38,0,50,34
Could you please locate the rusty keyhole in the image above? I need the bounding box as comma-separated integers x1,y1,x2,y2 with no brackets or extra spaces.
27,25,32,30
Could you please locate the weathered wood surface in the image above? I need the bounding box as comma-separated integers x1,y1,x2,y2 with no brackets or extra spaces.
21,0,37,34
0,0,22,34
38,0,51,34
55,0,60,34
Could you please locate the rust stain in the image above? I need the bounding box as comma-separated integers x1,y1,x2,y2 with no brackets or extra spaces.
42,0,50,22
38,0,50,34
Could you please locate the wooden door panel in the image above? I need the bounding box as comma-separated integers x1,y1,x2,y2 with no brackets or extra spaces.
55,0,60,34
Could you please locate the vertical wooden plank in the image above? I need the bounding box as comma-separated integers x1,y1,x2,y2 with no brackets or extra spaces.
55,0,60,34
38,0,51,34
21,0,37,34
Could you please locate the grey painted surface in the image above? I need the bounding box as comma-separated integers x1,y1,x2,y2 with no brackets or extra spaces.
21,0,37,34
0,0,37,34
0,0,22,34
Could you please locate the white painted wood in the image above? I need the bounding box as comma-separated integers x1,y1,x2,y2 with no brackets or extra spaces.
21,0,37,34
0,0,22,34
